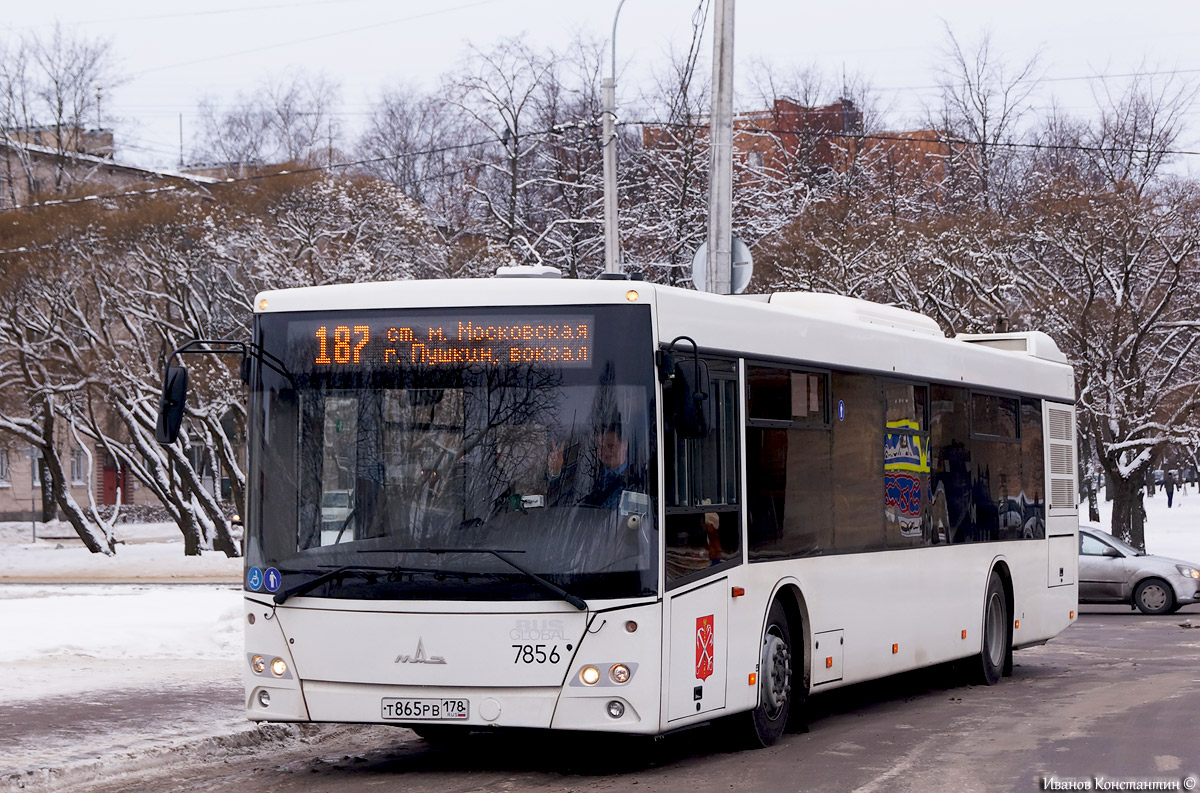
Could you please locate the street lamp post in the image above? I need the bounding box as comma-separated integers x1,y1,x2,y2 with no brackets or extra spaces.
601,0,627,274
705,0,734,295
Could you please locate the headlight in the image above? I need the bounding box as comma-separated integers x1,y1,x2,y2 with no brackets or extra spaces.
579,665,600,686
271,657,288,676
1176,565,1200,579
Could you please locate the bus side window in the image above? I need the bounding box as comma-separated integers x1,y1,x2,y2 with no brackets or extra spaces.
930,385,972,544
971,393,1021,542
664,358,740,587
884,382,930,548
1020,398,1046,539
745,364,832,560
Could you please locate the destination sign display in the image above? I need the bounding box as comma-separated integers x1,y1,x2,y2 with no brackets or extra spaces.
293,313,595,369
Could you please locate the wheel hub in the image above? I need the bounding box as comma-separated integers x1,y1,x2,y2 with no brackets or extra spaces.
761,632,791,713
986,593,1005,667
1140,584,1168,612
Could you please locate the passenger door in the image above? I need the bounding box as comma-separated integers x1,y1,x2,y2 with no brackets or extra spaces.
662,357,741,723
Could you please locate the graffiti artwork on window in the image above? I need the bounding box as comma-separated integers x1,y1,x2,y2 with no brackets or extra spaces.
885,419,929,538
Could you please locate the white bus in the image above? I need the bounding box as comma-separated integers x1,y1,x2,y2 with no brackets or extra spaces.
203,273,1077,747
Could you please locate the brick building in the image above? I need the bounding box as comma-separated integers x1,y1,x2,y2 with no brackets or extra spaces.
1,128,215,209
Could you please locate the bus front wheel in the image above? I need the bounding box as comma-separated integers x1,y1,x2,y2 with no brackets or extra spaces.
739,599,793,748
975,570,1009,686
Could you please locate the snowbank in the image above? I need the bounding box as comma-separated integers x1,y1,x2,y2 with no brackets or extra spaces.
0,521,241,583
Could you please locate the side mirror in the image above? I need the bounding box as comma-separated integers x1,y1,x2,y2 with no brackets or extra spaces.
155,365,189,444
673,358,710,438
1103,547,1122,558
659,338,711,439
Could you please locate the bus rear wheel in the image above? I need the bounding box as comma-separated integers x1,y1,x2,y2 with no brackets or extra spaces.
974,571,1009,686
738,599,793,748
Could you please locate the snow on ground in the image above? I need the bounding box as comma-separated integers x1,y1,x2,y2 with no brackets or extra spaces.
0,521,244,705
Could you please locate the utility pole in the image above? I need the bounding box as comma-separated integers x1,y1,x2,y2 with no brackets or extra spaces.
602,0,628,274
705,0,734,295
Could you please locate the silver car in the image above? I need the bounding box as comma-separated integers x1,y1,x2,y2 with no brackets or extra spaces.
1079,526,1200,614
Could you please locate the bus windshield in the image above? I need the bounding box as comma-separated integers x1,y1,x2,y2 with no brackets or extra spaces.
247,304,658,602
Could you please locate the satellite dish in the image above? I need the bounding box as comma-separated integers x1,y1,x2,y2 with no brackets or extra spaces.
691,236,754,294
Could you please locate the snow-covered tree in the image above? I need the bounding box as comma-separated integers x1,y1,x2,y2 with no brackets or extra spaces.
1019,167,1200,548
194,71,342,169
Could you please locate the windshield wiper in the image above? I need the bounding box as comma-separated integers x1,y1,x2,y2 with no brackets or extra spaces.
273,564,415,605
363,547,589,611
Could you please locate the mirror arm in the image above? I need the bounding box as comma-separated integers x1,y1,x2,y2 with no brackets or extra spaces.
166,338,295,389
663,335,708,404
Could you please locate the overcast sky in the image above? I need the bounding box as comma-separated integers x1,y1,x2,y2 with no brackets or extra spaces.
4,1,1199,171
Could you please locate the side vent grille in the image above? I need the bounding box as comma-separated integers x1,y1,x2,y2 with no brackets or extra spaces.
1047,406,1076,512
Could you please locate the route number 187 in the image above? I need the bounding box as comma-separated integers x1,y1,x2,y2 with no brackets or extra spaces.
315,325,369,365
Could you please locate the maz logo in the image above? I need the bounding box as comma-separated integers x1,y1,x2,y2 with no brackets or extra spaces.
394,637,447,664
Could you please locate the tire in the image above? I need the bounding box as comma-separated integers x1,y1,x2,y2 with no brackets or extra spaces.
1133,578,1175,615
738,599,794,748
975,571,1009,686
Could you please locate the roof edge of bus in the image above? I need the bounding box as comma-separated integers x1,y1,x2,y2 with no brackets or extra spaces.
766,291,944,337
955,331,1069,365
251,278,653,312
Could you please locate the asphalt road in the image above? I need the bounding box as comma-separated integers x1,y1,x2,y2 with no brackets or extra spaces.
6,604,1199,793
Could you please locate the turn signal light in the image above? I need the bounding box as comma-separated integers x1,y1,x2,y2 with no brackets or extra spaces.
610,664,631,684
962,630,967,639
251,655,266,673
1014,620,1020,630
892,643,899,654
825,657,833,669
748,673,757,686
1070,610,1075,620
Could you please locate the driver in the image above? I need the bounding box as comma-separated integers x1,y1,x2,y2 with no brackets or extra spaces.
547,423,639,509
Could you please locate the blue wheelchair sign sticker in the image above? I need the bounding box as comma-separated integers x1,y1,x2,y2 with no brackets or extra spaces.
837,400,846,422
264,567,281,593
247,566,264,591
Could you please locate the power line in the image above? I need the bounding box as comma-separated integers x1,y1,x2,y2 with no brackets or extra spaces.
5,0,393,30
132,0,502,77
629,118,1200,158
5,116,1198,220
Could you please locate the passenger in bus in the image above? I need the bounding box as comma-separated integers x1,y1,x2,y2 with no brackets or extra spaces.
546,423,643,509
